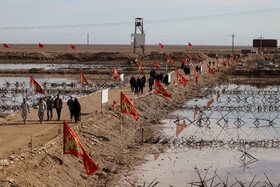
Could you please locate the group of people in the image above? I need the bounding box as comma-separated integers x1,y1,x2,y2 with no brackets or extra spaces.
129,75,146,94
20,94,81,124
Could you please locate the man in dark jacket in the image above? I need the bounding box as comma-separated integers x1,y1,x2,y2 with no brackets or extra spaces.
46,96,53,121
72,98,81,123
130,76,136,92
54,94,63,121
67,96,74,122
148,77,154,91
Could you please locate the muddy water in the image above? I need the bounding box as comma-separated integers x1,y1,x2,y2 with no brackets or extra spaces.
120,84,280,186
0,63,126,70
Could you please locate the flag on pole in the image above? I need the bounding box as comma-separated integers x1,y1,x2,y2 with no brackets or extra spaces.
167,56,174,64
179,57,185,64
223,59,226,67
139,62,144,73
30,76,45,95
188,42,192,47
177,71,189,87
114,67,119,79
71,44,76,50
206,99,214,109
194,104,198,120
155,79,172,98
3,43,9,48
207,64,215,75
186,57,190,64
190,55,194,61
176,120,188,137
80,71,90,85
195,69,199,84
63,121,98,176
154,60,160,68
159,43,164,48
39,43,44,48
222,87,226,95
217,90,220,101
120,92,139,120
113,100,117,105
217,61,221,71
197,53,202,58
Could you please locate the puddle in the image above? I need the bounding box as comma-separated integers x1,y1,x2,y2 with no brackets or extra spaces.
120,84,280,186
0,63,126,70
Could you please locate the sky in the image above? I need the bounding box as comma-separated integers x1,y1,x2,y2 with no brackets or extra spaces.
0,0,280,46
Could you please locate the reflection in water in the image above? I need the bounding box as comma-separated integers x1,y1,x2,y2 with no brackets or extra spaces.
119,84,280,186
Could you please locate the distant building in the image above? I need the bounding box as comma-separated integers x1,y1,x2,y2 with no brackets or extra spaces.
253,39,277,48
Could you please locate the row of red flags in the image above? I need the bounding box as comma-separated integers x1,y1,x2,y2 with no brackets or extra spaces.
2,43,76,49
159,42,192,48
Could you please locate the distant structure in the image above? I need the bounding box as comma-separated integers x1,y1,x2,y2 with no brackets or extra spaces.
253,39,277,51
131,18,145,54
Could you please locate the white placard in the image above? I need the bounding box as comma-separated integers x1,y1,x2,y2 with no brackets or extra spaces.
101,88,109,104
120,73,124,82
168,73,171,83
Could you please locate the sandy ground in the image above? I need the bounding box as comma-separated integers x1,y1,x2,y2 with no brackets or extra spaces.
0,46,279,186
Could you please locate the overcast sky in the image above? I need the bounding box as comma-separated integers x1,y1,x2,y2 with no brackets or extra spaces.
0,0,280,46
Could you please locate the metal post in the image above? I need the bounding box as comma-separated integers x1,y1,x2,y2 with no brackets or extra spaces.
101,88,103,113
260,35,263,52
232,33,235,54
87,33,89,51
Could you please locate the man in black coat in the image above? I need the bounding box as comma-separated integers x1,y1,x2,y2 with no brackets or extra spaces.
72,98,81,123
130,76,136,92
54,94,63,121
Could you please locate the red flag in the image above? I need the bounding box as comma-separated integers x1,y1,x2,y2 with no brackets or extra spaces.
217,61,221,71
80,71,90,85
194,104,198,120
39,43,44,48
113,100,117,105
206,99,214,109
71,44,76,50
190,55,194,61
155,79,172,98
197,53,202,58
139,62,144,73
207,64,215,75
177,71,188,87
223,59,226,67
188,42,192,47
195,69,199,84
154,60,160,68
121,92,139,120
3,43,10,48
159,43,164,48
217,91,220,102
176,120,188,137
30,76,45,95
179,57,185,64
114,67,119,79
63,121,98,176
167,56,174,64
222,87,226,95
186,57,190,64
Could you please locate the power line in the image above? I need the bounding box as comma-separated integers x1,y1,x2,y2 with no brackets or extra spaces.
0,7,279,31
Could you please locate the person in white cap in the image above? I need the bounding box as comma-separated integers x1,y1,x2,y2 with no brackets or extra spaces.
20,98,30,124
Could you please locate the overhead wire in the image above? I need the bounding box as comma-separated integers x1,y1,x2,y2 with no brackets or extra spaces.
0,7,279,31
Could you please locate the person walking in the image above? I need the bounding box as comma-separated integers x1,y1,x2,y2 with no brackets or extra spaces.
54,94,63,121
72,98,81,123
67,96,74,122
46,96,53,121
148,77,154,91
130,76,136,92
38,98,47,124
20,98,30,124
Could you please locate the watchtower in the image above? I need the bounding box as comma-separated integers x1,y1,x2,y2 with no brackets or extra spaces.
131,18,145,54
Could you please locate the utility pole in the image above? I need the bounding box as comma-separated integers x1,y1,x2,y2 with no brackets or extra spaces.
259,35,263,52
231,33,235,54
87,33,89,51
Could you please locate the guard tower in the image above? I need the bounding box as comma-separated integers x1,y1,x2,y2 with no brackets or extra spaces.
131,18,145,54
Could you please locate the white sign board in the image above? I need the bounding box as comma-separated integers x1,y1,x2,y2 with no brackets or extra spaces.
101,88,109,104
168,73,171,83
120,73,124,82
